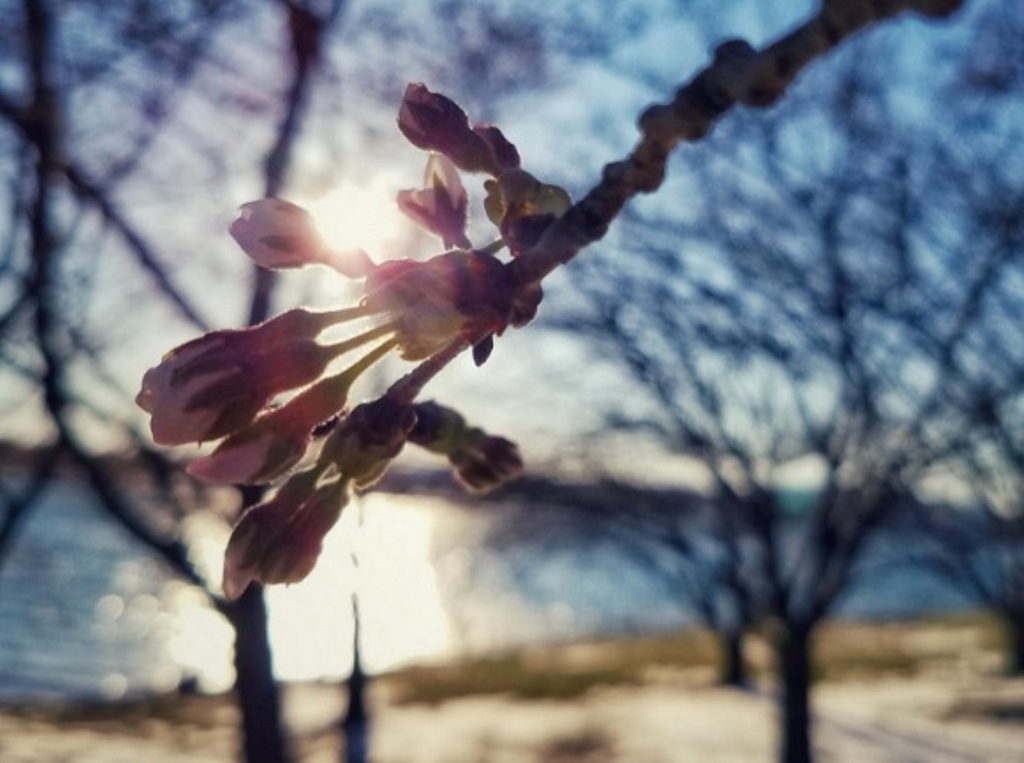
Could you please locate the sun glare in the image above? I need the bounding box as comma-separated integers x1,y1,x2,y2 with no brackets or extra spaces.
303,178,409,259
168,494,454,688
266,494,454,678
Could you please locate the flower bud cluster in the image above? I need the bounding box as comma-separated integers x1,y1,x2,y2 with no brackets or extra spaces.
221,395,417,599
141,83,548,597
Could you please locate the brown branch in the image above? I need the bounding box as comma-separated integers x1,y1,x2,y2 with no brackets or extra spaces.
23,0,208,592
247,1,347,326
63,163,210,331
510,0,964,288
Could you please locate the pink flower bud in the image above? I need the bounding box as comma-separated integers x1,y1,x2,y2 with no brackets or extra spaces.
397,154,471,249
186,367,360,485
362,250,514,360
483,169,572,256
398,83,472,151
472,125,520,172
397,84,502,175
320,397,416,488
408,401,523,492
222,475,348,600
136,309,336,446
230,199,330,270
186,425,307,486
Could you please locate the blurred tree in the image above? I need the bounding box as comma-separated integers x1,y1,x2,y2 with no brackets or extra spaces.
896,0,1024,674
0,2,986,763
0,2,596,761
526,5,1021,762
0,1,334,761
481,475,760,687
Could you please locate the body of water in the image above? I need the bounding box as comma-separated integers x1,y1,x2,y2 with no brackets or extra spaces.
0,482,975,701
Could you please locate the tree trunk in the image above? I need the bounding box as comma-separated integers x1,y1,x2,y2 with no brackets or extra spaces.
1007,612,1024,676
778,623,813,763
719,627,748,687
223,584,291,763
341,592,369,763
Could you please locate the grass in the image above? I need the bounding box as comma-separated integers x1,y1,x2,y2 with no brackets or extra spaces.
384,613,1009,705
2,613,1012,726
0,691,237,730
384,629,723,705
812,611,1005,681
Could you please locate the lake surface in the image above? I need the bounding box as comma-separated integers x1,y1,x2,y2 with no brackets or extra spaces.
0,481,974,701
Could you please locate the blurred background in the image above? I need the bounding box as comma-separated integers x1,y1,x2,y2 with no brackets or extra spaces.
1,0,1022,762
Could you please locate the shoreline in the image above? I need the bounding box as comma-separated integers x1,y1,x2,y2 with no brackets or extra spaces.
2,615,1022,763
2,673,1023,763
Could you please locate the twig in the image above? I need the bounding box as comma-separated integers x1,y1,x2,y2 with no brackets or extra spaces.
510,0,964,287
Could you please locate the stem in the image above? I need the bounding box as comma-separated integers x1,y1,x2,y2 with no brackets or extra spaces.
385,339,468,405
314,303,378,329
476,238,507,257
323,322,397,359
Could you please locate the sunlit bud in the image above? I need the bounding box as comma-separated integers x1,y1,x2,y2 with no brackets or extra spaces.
188,425,306,486
187,339,395,484
186,376,338,485
221,473,348,599
136,309,346,446
397,153,472,249
230,199,331,270
257,481,346,586
320,397,417,488
222,472,314,599
362,255,467,360
363,250,514,359
407,400,467,454
397,84,501,175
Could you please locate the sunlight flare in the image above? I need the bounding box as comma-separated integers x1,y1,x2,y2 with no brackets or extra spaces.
302,178,408,258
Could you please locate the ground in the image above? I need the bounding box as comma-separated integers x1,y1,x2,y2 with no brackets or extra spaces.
2,674,1022,762
2,619,1023,762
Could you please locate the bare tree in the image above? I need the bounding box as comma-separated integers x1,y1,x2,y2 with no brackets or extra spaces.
857,0,1024,675
0,2,982,763
1,1,323,761
0,2,582,761
534,7,1020,761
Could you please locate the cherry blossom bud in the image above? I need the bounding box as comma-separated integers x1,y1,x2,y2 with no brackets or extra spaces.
397,154,471,249
483,169,572,256
230,199,330,270
362,255,466,360
222,474,348,600
187,424,307,486
320,397,416,488
407,400,466,454
397,84,502,175
452,434,523,492
472,125,520,172
408,401,523,492
362,250,514,360
136,309,341,446
257,482,346,586
186,338,398,484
